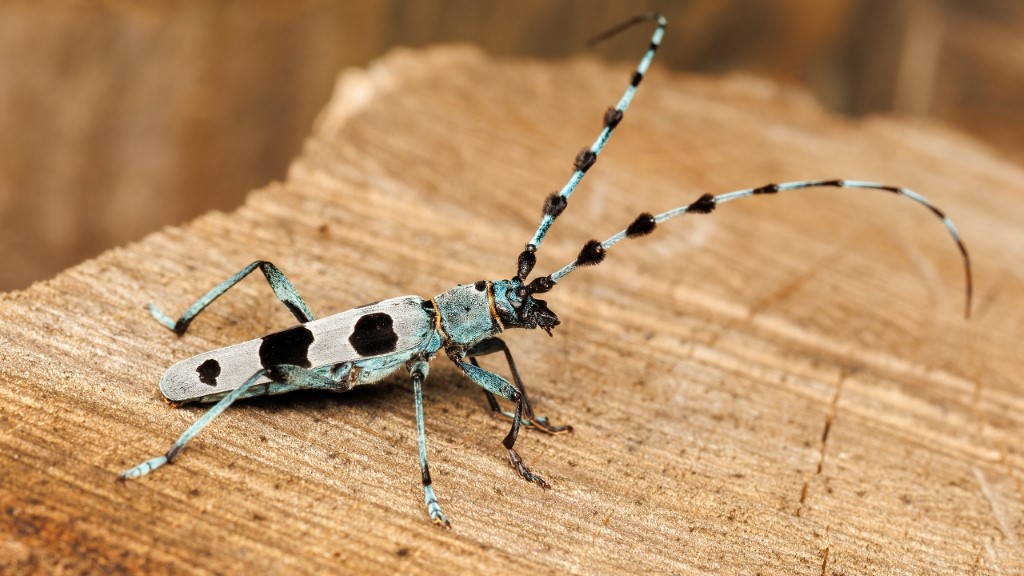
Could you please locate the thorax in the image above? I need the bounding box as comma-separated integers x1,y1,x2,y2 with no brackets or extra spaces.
431,282,503,349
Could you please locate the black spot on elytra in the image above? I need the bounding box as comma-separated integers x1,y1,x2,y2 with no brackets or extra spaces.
474,280,487,291
349,313,399,356
259,325,314,369
196,359,221,386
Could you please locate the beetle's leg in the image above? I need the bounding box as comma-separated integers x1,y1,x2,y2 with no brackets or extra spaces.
119,363,349,480
119,368,270,480
149,260,315,335
468,338,572,435
468,339,537,417
407,360,450,528
455,359,549,489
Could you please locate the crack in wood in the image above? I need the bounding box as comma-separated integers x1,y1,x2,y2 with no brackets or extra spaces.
798,369,846,517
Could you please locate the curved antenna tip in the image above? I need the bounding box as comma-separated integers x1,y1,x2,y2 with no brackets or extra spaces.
587,13,666,48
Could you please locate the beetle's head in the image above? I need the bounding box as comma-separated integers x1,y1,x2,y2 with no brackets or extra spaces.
491,278,560,335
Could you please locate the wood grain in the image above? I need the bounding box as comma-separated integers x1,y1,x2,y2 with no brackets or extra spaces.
1,46,1021,574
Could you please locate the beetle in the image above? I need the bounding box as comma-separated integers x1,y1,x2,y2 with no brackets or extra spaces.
120,14,972,528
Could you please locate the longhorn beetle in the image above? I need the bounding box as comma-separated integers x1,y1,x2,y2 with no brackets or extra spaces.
120,14,972,528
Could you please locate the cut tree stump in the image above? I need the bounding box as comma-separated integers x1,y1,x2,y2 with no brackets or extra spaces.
1,46,1022,574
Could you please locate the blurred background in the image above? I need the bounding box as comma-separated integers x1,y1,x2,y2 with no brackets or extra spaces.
0,0,1021,291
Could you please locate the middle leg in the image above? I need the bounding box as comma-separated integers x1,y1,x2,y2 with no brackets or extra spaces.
408,359,451,528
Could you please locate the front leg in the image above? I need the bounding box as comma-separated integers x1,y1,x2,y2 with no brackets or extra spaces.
468,337,572,435
454,358,549,489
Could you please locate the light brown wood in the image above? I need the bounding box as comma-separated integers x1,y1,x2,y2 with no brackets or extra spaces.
1,46,1021,574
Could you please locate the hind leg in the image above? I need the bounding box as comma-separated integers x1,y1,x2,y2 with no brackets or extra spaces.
149,260,315,335
120,363,348,479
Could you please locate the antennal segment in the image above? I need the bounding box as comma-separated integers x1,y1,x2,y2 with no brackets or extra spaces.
515,13,667,282
537,180,973,318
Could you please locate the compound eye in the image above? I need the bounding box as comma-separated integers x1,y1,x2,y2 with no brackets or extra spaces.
507,287,524,309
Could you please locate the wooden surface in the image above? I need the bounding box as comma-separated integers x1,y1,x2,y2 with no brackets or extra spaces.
1,46,1022,574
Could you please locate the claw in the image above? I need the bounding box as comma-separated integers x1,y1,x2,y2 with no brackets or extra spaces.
531,416,573,435
118,455,169,480
424,484,452,529
507,448,550,489
430,510,452,529
493,411,573,435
